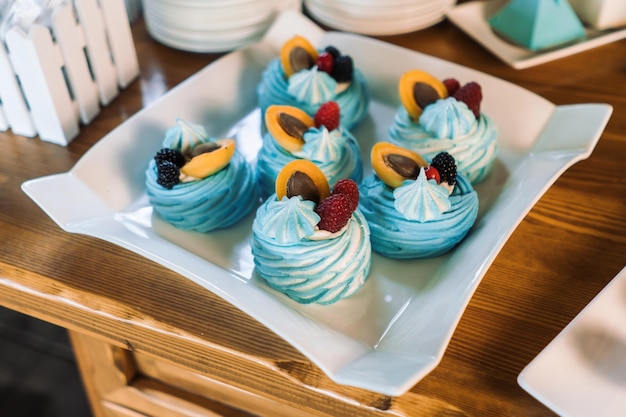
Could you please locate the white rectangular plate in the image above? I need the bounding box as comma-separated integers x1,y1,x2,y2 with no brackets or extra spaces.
518,266,626,417
21,11,612,396
447,0,626,70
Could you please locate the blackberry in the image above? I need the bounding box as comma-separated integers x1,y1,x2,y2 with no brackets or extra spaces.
331,55,353,83
155,148,185,168
156,161,180,189
431,152,457,185
324,45,341,58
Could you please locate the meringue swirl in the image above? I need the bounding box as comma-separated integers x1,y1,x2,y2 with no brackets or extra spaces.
146,120,259,232
164,118,207,153
258,196,319,243
359,172,478,259
389,97,498,184
251,195,371,305
256,126,363,199
257,58,370,130
393,168,452,222
287,66,337,105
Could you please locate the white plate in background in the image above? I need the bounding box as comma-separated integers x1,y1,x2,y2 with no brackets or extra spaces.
21,11,612,396
143,0,301,52
447,0,626,69
518,267,626,417
305,0,455,36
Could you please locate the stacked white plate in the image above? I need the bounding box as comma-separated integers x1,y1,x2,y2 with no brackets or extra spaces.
305,0,456,36
142,0,302,52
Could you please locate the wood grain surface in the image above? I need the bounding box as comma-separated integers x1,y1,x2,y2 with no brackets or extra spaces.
1,6,625,417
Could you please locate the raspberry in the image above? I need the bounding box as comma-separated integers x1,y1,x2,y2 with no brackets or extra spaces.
316,194,353,233
424,166,440,183
314,101,340,131
331,55,353,83
156,160,180,189
453,82,482,119
155,148,185,168
315,52,334,74
324,45,341,58
443,78,460,96
332,178,359,212
430,152,457,186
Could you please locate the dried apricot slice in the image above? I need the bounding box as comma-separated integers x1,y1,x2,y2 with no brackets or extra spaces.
180,138,235,179
265,105,315,153
275,160,330,205
280,35,318,78
371,142,428,188
399,70,448,120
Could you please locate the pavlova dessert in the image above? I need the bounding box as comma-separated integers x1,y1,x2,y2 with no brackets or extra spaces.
256,101,363,199
251,160,371,304
145,118,259,232
257,35,369,130
388,70,498,184
359,142,478,259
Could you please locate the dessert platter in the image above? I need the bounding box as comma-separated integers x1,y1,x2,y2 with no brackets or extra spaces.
447,0,626,69
518,266,626,417
22,11,612,395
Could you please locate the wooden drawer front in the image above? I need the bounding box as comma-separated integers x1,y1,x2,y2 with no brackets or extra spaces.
69,331,263,417
102,401,149,417
133,353,316,417
69,330,315,417
103,377,253,417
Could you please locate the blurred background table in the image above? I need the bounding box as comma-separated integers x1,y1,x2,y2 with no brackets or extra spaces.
1,6,625,417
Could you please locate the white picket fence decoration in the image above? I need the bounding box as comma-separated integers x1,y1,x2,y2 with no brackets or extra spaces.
0,41,36,137
0,0,139,145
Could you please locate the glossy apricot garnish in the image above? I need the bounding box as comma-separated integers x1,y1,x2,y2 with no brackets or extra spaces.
275,160,330,205
180,138,235,178
265,105,315,153
399,70,448,120
371,142,428,188
280,35,318,78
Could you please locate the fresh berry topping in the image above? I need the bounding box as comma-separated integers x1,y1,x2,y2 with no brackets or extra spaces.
424,166,440,183
314,101,340,131
315,194,353,233
331,55,353,83
156,160,180,189
155,148,185,168
453,82,482,119
443,78,460,96
315,52,334,74
324,45,341,58
430,152,457,186
332,178,359,212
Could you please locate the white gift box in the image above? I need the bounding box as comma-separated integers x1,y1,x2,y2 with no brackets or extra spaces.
0,0,139,145
569,0,626,30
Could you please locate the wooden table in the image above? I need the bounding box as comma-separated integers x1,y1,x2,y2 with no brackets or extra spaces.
1,11,626,417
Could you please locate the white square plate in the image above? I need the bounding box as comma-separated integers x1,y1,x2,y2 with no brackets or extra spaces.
21,10,612,395
518,266,626,417
447,0,626,70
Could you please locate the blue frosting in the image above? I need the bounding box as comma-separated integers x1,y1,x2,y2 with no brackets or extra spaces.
251,195,371,305
287,66,337,105
257,196,320,243
393,168,452,221
257,58,370,130
146,141,259,232
388,98,498,184
163,118,207,153
359,172,478,259
256,126,363,199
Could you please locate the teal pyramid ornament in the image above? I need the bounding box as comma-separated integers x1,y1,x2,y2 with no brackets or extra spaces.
489,0,586,51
